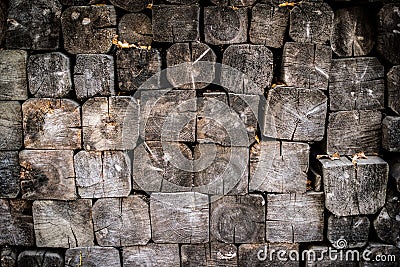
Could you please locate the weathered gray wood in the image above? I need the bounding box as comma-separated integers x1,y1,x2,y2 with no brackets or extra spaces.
0,101,22,150
325,110,382,155
6,0,61,50
150,192,209,243
383,116,400,152
289,2,334,44
1,247,17,267
116,48,162,92
329,58,385,111
27,52,72,98
377,4,400,64
65,247,121,267
82,96,139,151
388,65,400,115
204,6,248,45
19,150,76,200
239,243,299,266
0,199,34,246
153,5,199,42
360,243,400,267
305,245,358,266
17,250,63,267
266,192,324,243
166,42,216,90
74,151,131,198
92,196,151,246
0,151,20,198
250,4,289,48
61,5,117,54
110,0,151,12
123,244,180,266
0,50,28,100
327,215,370,248
118,13,152,46
309,167,322,192
249,141,309,193
221,44,273,95
74,54,114,100
318,156,388,216
61,0,101,5
210,194,265,243
210,0,255,5
181,243,238,267
33,199,94,248
281,42,332,90
331,7,375,57
22,99,81,150
263,87,327,141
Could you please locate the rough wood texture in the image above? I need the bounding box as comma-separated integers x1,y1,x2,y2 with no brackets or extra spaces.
166,42,216,90
0,151,20,198
61,5,117,54
305,245,358,267
116,48,162,92
331,7,375,57
0,50,28,100
377,4,400,64
327,215,370,248
389,159,400,193
360,243,400,267
22,99,81,150
329,57,385,111
1,247,17,267
221,44,274,95
210,0,255,5
118,13,152,46
110,0,151,12
19,150,76,200
82,96,139,151
281,42,332,90
0,199,34,246
74,54,114,100
289,2,334,44
74,151,131,198
92,196,151,246
6,0,61,50
250,4,289,48
150,192,209,243
33,199,94,248
210,195,265,243
266,192,324,243
249,141,309,193
181,243,237,267
263,87,328,141
123,244,180,267
0,101,22,150
65,247,121,267
61,0,101,5
17,250,63,267
204,7,248,45
153,5,199,42
383,116,400,152
239,243,299,266
318,156,388,216
325,110,382,155
309,167,322,192
27,52,72,98
0,0,5,45
388,65,400,115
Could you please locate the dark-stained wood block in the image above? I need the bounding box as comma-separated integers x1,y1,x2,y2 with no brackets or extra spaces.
74,151,131,198
239,243,299,266
82,96,139,151
331,7,375,57
166,42,216,90
152,5,199,42
325,110,382,155
281,42,332,90
1,247,17,267
249,141,309,193
0,151,20,198
389,158,400,193
0,199,34,246
0,101,22,150
6,0,61,50
123,244,180,266
318,156,388,216
74,54,114,100
305,245,358,266
27,52,72,98
22,99,81,150
116,48,161,92
388,65,400,115
289,2,334,44
0,0,5,45
221,44,273,95
360,243,400,267
210,0,255,5
383,116,400,152
118,13,152,46
92,196,151,246
327,215,370,248
181,243,237,267
17,250,63,267
110,0,151,12
377,4,400,64
329,58,385,111
19,150,76,200
61,5,117,54
150,192,209,243
0,50,28,100
204,6,248,45
65,247,121,267
266,192,324,243
263,87,327,141
33,199,94,248
61,0,102,5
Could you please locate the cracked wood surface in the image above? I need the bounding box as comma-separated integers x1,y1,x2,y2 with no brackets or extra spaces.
377,3,400,64
327,215,370,248
0,151,20,198
181,243,238,267
0,101,22,150
0,50,28,100
65,247,120,267
388,65,400,115
118,13,152,46
383,116,400,152
123,244,180,266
